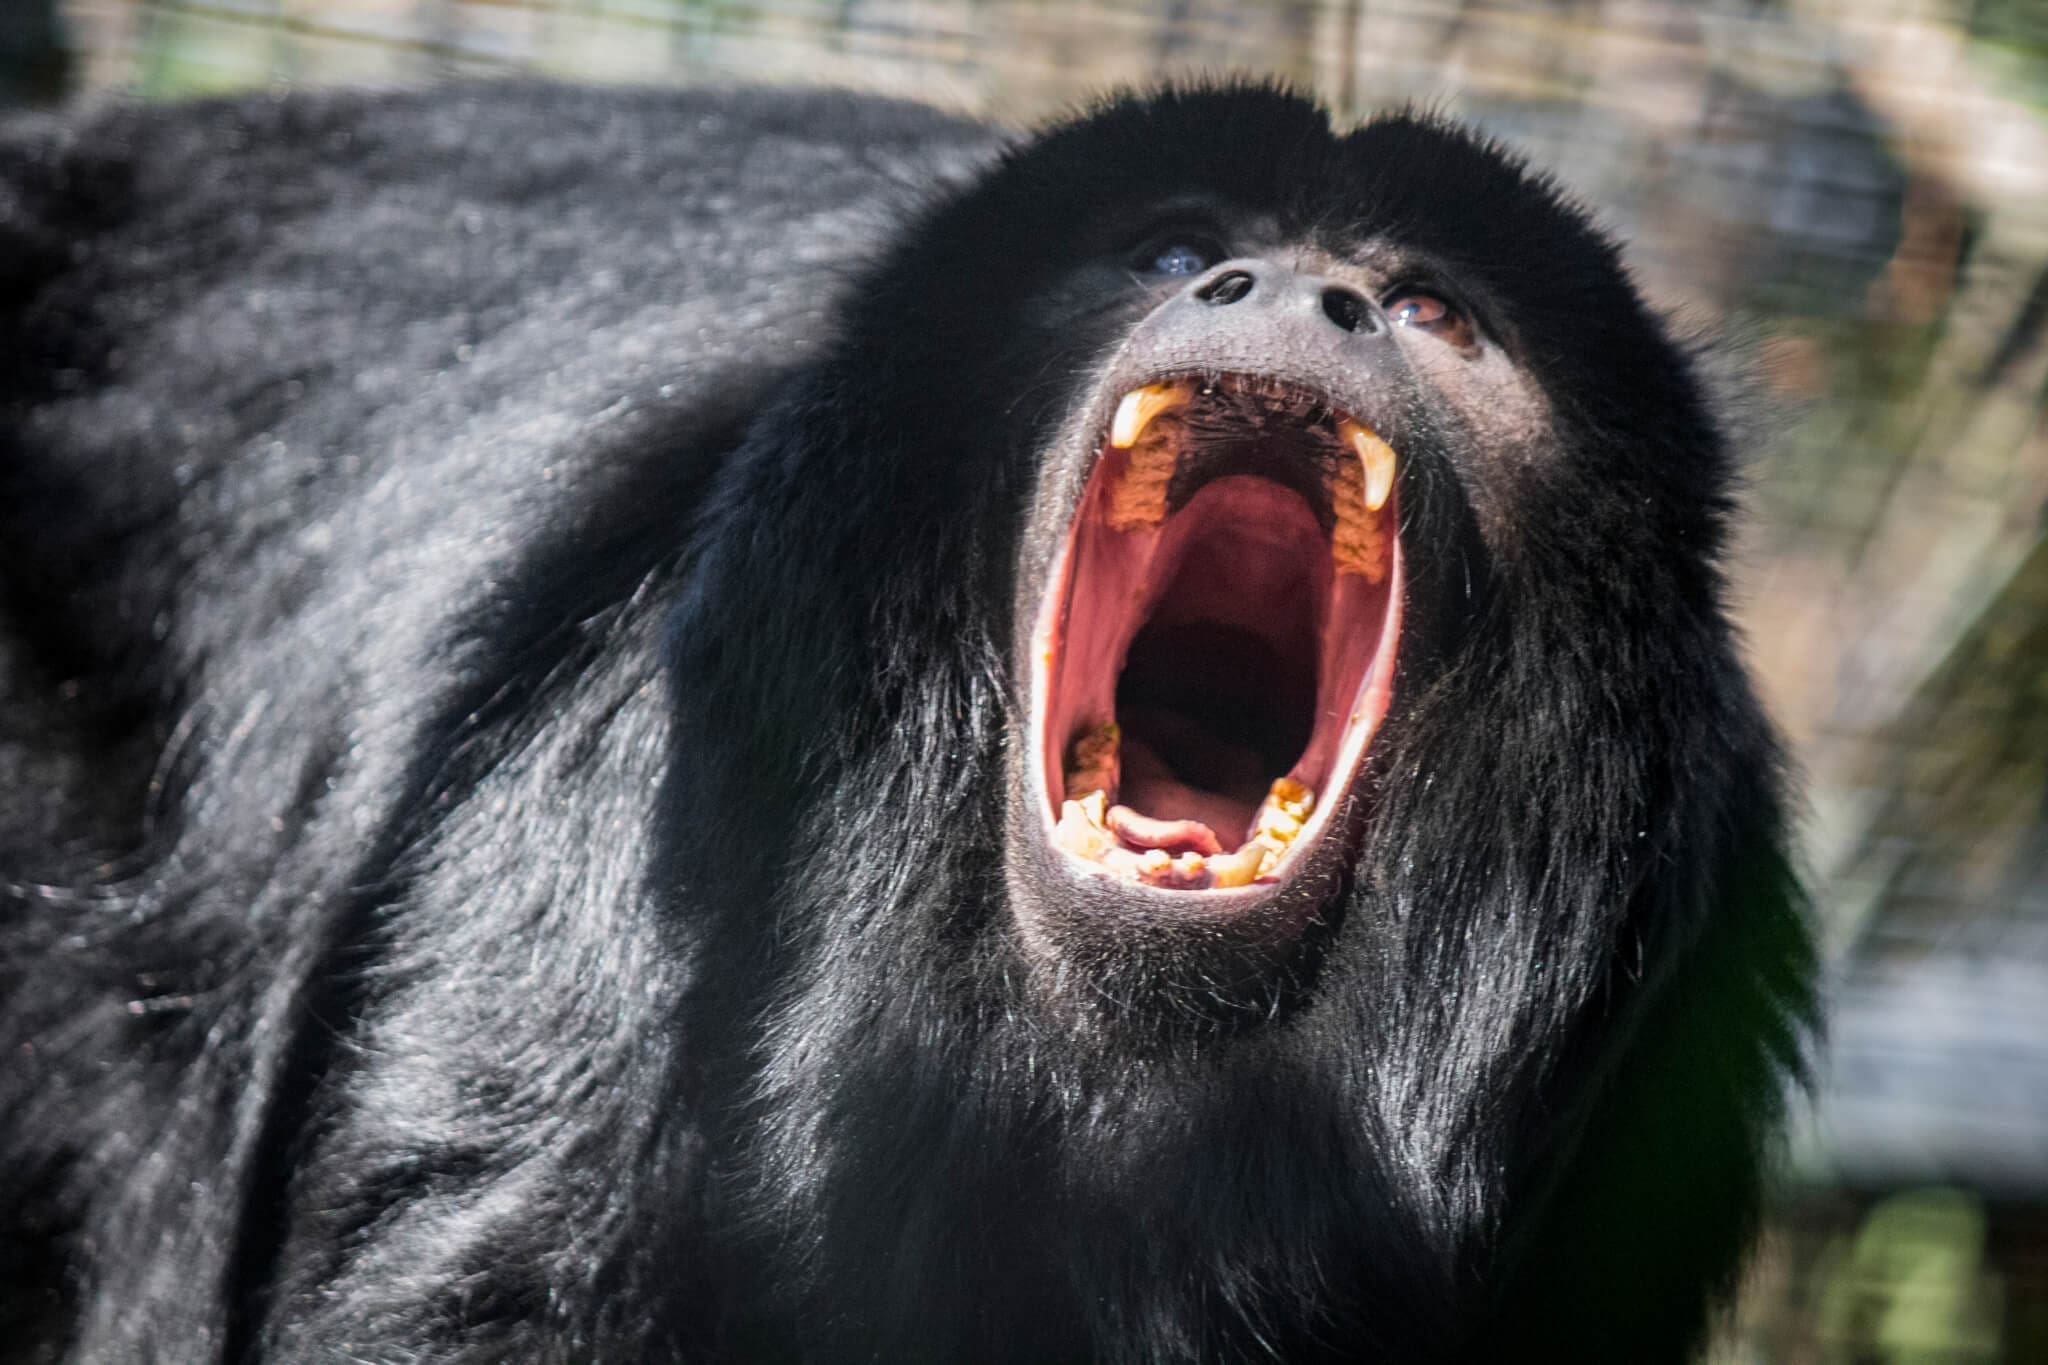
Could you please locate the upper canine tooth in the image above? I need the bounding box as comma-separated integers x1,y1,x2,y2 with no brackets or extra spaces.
1110,382,1191,449
1341,419,1397,512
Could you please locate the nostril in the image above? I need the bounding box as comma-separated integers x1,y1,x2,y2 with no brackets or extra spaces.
1195,270,1255,305
1320,286,1373,333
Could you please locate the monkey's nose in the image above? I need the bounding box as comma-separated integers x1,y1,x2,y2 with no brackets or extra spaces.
1191,260,1381,336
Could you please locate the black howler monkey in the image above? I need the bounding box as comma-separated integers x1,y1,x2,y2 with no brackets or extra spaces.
0,83,1814,1364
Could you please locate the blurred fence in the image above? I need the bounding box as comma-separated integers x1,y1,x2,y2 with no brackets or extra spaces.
13,2,2048,1360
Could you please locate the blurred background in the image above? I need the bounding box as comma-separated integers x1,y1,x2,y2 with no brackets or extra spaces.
4,1,2045,1360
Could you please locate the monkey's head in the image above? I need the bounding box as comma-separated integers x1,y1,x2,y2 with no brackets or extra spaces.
673,84,1809,1363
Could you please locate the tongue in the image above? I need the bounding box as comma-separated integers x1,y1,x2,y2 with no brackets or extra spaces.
1113,731,1259,847
1105,802,1224,857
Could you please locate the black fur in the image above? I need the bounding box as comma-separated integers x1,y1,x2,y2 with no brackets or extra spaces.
0,83,1813,1363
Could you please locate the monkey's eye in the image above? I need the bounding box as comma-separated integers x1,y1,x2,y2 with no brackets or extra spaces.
1385,290,1476,348
1135,235,1226,277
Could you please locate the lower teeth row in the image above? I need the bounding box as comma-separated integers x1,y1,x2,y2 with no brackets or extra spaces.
1053,749,1317,890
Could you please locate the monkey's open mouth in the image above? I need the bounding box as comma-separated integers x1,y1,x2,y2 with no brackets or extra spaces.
1033,376,1402,893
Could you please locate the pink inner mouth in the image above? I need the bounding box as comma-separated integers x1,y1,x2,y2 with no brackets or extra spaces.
1032,381,1403,893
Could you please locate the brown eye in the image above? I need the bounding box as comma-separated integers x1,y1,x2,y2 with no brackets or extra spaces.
1387,291,1475,348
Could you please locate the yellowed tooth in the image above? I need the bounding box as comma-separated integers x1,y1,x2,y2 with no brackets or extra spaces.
1249,778,1316,858
1108,442,1174,531
1106,383,1192,532
1055,799,1115,861
1077,788,1108,828
1340,419,1397,513
1175,851,1207,877
1111,382,1192,449
1329,433,1390,583
1268,777,1315,822
1139,848,1172,875
1208,843,1266,888
1064,722,1121,800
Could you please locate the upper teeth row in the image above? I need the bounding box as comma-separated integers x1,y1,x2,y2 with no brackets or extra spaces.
1109,384,1396,513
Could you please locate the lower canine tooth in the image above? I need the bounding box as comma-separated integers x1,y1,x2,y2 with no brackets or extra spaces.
1208,843,1266,888
1055,800,1115,860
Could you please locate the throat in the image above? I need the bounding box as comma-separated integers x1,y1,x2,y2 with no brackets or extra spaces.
1112,480,1325,839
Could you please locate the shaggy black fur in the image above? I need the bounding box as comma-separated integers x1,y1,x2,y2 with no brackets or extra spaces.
0,83,1813,1363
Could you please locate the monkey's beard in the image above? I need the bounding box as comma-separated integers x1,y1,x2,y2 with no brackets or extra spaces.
1031,376,1402,896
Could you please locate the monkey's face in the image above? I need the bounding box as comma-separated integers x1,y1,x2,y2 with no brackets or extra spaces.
963,103,1640,1010
1014,247,1528,944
